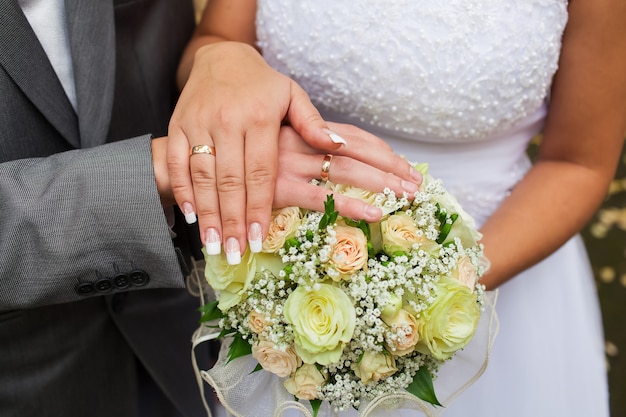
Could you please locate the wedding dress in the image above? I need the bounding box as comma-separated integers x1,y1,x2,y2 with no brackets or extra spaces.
247,1,610,416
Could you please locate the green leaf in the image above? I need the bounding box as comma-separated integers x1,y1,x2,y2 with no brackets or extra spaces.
226,333,252,364
217,328,237,339
436,213,458,244
319,194,339,230
198,300,225,323
406,366,442,407
310,399,322,417
251,362,263,374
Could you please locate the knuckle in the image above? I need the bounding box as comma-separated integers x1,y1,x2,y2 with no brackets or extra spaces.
216,173,245,193
191,169,217,189
246,165,275,187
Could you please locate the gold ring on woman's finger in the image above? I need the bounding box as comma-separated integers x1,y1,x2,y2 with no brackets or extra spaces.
190,145,216,157
320,153,333,182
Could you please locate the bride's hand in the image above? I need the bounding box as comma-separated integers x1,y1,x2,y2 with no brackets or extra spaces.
167,42,349,262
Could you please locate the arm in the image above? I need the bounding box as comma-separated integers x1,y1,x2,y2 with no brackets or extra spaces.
167,0,422,263
0,137,184,310
479,0,626,289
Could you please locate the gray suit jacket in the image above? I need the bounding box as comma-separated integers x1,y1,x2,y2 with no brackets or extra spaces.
0,1,210,416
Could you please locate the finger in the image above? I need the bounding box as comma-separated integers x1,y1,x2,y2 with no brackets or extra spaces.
243,121,280,255
273,178,382,222
320,155,420,197
326,122,423,186
212,129,248,264
167,124,199,224
188,141,223,257
285,81,348,150
280,151,419,198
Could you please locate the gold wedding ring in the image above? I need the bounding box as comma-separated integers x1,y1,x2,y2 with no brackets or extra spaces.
190,145,216,157
320,154,333,182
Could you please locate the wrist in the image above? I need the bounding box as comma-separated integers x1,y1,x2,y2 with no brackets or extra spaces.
151,136,175,206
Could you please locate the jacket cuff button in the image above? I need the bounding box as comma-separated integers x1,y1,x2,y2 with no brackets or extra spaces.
95,278,113,293
113,273,130,289
129,269,149,287
75,282,95,296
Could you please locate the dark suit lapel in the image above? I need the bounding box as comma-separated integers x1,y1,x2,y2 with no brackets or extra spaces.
65,0,115,148
0,0,80,148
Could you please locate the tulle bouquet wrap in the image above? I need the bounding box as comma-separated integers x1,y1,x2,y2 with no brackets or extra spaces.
198,164,494,417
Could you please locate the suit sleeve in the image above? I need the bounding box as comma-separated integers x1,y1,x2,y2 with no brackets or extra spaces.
0,135,186,310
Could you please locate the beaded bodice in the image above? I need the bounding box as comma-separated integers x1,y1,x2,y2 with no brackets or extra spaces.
257,0,568,144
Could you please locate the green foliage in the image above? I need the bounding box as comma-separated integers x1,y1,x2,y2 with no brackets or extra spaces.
310,399,322,417
198,300,224,323
406,366,442,407
319,194,339,229
226,333,252,364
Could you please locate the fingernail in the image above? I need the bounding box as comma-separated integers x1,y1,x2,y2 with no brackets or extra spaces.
322,128,347,146
205,228,221,255
225,237,241,265
182,202,197,224
364,205,382,221
410,167,423,183
248,222,263,253
401,180,419,194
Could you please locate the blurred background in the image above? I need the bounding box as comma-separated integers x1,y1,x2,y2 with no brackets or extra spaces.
582,138,626,417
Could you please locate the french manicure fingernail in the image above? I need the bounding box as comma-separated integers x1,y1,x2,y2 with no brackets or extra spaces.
182,202,197,224
364,205,382,221
410,167,423,183
225,237,241,265
322,128,347,146
248,222,263,253
205,228,221,255
402,180,419,194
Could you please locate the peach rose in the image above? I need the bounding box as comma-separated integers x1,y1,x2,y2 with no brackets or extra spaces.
251,341,301,378
329,225,368,279
384,309,420,356
283,364,327,400
248,311,270,334
262,207,302,253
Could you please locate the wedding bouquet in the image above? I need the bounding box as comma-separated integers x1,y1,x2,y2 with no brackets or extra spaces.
200,164,488,416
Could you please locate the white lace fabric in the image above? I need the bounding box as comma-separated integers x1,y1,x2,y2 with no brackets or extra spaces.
256,0,567,144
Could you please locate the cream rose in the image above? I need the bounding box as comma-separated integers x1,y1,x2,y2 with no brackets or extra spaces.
381,213,435,255
251,341,301,378
353,350,398,384
283,364,327,400
204,248,256,311
262,207,302,253
326,183,379,206
452,256,479,290
416,276,480,360
384,309,420,356
284,283,356,365
329,225,368,279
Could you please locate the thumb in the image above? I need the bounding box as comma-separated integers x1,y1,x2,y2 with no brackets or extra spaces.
286,81,347,150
